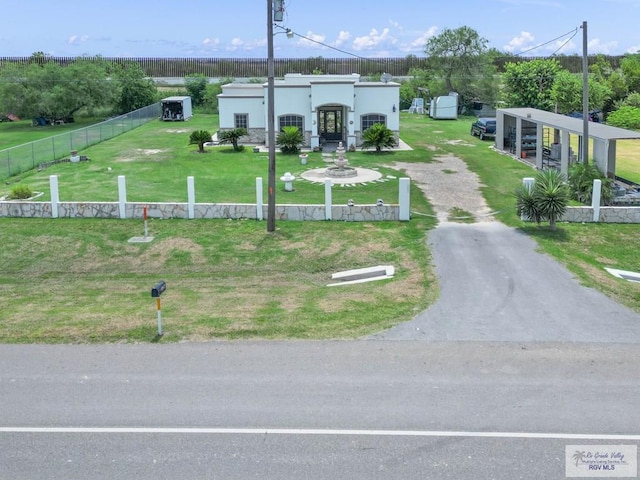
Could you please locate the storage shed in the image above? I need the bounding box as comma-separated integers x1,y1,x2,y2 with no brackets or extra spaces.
161,96,192,121
429,94,458,120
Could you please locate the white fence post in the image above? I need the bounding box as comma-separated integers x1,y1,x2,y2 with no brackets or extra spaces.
324,179,332,220
187,176,195,219
49,175,59,219
118,175,127,219
399,178,410,221
592,179,602,222
522,177,535,221
256,177,263,221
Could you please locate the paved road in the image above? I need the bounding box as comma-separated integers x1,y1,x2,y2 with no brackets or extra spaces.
2,342,640,479
2,220,640,478
372,221,640,342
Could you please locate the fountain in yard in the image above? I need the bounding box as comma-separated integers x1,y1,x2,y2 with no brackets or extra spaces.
299,141,382,185
325,142,357,178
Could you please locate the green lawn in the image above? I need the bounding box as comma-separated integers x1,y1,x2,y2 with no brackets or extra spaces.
0,117,107,150
0,112,638,344
5,114,415,206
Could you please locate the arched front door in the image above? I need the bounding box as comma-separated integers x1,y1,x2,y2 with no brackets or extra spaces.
319,108,343,142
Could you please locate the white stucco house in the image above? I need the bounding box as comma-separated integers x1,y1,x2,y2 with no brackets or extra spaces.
217,73,400,149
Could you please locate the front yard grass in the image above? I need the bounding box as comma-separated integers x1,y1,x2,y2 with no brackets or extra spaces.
0,112,638,343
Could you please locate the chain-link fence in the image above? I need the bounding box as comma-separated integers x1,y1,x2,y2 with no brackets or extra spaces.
0,102,161,180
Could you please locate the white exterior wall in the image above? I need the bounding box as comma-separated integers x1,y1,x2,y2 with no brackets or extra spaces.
355,85,399,130
273,85,311,128
311,82,356,111
218,75,400,148
218,96,264,129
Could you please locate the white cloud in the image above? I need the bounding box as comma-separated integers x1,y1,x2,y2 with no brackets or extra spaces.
225,37,266,52
68,34,89,46
389,19,403,30
334,30,351,47
352,28,395,51
503,31,535,53
226,37,245,51
202,38,220,48
410,27,438,49
546,39,576,54
626,45,640,53
587,38,618,54
296,30,327,50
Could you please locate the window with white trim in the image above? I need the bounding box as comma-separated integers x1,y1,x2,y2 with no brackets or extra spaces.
234,113,248,129
361,114,386,131
278,114,304,132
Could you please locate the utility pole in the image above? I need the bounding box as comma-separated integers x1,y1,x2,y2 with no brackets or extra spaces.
266,0,277,232
581,20,589,165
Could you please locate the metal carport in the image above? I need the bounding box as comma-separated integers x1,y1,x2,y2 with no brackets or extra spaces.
495,107,640,177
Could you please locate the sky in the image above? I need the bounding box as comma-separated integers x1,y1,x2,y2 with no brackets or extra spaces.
2,0,640,59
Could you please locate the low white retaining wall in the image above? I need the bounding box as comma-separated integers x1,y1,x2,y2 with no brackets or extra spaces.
0,201,403,221
561,206,640,223
0,175,411,222
522,177,640,224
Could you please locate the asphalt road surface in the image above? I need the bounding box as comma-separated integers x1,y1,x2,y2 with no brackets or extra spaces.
2,342,640,479
2,222,639,479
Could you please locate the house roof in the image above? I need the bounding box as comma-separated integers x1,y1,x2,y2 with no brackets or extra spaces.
498,107,640,141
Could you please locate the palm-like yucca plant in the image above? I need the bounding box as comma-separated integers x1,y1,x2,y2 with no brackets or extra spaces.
189,129,212,153
514,182,542,224
534,169,570,229
515,169,569,230
276,126,304,154
568,162,613,205
218,127,247,151
360,123,396,152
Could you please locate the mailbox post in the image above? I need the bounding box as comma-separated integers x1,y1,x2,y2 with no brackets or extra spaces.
151,280,167,336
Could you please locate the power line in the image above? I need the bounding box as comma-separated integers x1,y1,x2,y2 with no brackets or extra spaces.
549,29,580,57
514,27,580,56
274,24,377,61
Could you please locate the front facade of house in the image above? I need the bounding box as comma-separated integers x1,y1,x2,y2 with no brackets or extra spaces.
217,73,400,149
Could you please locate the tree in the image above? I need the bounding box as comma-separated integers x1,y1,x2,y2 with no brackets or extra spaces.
606,105,640,130
423,26,495,108
590,54,628,116
550,70,611,113
184,74,208,107
399,67,430,110
515,169,570,230
189,130,213,153
360,123,396,152
502,58,563,110
621,54,640,94
218,128,247,151
622,92,640,108
276,126,304,154
201,78,233,114
112,61,157,114
0,57,112,120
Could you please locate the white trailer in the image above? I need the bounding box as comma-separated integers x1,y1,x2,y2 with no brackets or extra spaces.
429,94,458,120
161,96,192,121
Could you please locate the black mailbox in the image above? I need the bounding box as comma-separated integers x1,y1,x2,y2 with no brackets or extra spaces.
151,280,167,298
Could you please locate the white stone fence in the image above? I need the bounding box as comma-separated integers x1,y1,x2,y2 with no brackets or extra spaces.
0,175,411,222
522,177,640,223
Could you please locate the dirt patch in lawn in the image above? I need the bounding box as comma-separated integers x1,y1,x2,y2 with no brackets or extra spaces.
115,149,168,162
